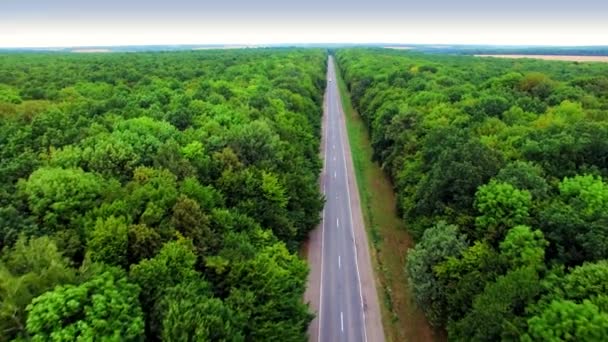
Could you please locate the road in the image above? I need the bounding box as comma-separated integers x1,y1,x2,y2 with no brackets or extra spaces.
305,56,385,342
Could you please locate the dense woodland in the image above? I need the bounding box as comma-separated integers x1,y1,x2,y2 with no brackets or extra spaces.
0,49,326,341
337,49,608,341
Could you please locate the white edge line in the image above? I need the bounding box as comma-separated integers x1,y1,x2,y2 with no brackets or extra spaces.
317,57,331,342
334,58,369,342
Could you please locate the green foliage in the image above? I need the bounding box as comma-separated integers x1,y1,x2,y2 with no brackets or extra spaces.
25,266,144,341
406,222,467,326
129,239,198,309
524,299,608,342
18,167,105,232
337,48,608,339
495,161,550,200
158,281,244,342
0,49,326,341
226,243,312,341
540,175,608,265
170,195,216,255
435,241,500,323
127,224,162,265
448,267,541,341
0,236,76,341
87,216,129,267
475,181,532,242
499,225,547,269
536,260,608,308
559,174,608,217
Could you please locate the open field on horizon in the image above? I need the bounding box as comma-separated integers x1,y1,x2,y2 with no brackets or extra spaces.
475,54,608,62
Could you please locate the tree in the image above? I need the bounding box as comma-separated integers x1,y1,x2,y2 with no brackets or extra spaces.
129,239,199,339
547,260,608,304
81,131,141,180
225,120,281,167
518,72,554,99
127,224,162,265
406,221,467,327
435,241,501,322
226,243,311,341
540,175,608,264
87,216,129,267
524,298,608,341
559,174,608,217
495,161,550,200
124,167,178,227
158,281,244,342
448,266,541,341
499,225,547,270
18,167,105,232
411,133,503,229
25,267,144,341
171,195,216,256
470,95,510,118
179,177,224,212
0,236,75,341
475,180,532,243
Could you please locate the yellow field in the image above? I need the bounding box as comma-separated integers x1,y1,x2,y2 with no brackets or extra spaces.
475,54,608,62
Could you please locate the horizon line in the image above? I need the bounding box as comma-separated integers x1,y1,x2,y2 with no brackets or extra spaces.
2,42,608,50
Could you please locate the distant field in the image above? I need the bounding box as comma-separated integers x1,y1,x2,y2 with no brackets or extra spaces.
384,46,415,50
192,45,256,50
71,48,111,53
475,54,608,62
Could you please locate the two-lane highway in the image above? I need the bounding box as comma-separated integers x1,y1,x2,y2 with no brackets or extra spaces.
306,56,385,342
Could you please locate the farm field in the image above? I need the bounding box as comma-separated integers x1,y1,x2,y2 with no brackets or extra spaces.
476,54,608,62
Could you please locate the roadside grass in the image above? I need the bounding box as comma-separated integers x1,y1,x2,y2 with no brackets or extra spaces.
334,60,440,342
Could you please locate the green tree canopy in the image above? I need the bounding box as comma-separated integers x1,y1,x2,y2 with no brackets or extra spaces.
25,266,144,342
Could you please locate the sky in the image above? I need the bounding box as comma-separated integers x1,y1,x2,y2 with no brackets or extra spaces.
1,0,607,47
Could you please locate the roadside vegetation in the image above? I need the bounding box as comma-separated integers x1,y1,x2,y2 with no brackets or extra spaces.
0,49,326,341
334,58,437,342
337,48,608,340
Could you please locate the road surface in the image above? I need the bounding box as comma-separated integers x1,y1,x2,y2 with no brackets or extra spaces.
305,56,385,342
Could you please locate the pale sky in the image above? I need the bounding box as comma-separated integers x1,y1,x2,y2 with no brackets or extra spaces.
1,0,607,47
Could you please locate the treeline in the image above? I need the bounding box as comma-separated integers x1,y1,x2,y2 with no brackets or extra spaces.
0,49,326,341
336,48,608,340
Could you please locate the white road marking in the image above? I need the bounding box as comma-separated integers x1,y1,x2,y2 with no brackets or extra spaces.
317,63,332,342
334,171,337,179
341,312,344,332
337,218,339,228
338,255,341,269
335,60,369,342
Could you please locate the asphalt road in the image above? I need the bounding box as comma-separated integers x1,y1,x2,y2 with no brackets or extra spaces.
306,56,384,342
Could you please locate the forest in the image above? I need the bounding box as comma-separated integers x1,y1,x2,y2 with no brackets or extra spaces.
336,48,608,341
0,49,326,341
